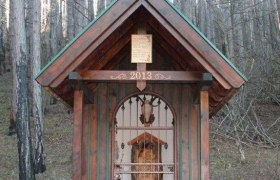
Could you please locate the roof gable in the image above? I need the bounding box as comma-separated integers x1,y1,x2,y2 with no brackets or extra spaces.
35,1,118,80
35,0,246,115
128,132,167,145
165,1,246,81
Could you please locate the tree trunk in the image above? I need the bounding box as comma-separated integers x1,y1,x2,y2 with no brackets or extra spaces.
9,0,16,136
197,0,207,34
218,0,231,57
106,0,112,7
97,0,105,15
206,0,215,42
276,0,280,24
0,0,4,75
26,0,33,58
268,0,280,52
67,0,75,40
88,0,95,20
32,0,46,174
57,0,64,47
11,0,35,179
186,0,196,23
50,0,59,56
176,0,196,23
230,0,245,61
0,0,9,75
73,0,88,36
3,0,9,73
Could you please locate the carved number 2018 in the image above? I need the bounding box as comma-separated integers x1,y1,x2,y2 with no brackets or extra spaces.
130,72,152,80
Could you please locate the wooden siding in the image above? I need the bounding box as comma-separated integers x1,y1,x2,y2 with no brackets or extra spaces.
73,90,84,180
200,90,210,180
79,83,204,179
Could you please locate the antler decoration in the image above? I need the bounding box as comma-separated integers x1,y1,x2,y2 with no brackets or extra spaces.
137,94,156,126
135,95,144,104
136,95,157,106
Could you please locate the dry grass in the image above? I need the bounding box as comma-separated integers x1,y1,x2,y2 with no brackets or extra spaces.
210,137,280,180
0,72,279,179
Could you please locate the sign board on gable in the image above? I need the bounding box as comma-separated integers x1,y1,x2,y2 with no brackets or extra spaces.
131,35,152,63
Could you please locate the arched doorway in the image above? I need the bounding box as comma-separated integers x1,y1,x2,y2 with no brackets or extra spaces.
112,92,176,180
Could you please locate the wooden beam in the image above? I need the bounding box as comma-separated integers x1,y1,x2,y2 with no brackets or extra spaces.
69,74,94,104
193,74,213,103
73,90,84,180
200,89,210,180
136,64,146,91
136,22,147,91
69,71,212,83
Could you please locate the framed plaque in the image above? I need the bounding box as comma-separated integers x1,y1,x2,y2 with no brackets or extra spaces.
131,34,152,63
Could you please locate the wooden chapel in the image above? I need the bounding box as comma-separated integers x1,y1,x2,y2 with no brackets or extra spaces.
36,0,246,179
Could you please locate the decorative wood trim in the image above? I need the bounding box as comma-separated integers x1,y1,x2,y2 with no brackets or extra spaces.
69,71,212,84
73,90,84,180
200,89,210,180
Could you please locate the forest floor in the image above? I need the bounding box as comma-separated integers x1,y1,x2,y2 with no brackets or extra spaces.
0,72,279,180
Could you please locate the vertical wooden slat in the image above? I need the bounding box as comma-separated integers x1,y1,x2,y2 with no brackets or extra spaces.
99,83,108,179
73,90,84,180
198,104,201,180
200,89,210,180
91,103,97,179
171,85,179,180
177,84,183,180
188,88,193,180
106,83,111,179
81,105,89,180
86,104,93,179
191,104,198,180
181,85,189,179
109,83,117,179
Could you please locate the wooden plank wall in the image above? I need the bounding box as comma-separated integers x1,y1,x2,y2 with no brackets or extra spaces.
73,90,84,180
79,83,203,180
79,52,205,179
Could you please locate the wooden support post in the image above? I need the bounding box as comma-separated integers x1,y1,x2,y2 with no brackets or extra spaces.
136,23,147,91
73,90,84,180
69,73,94,104
193,73,213,103
136,63,146,91
200,88,210,180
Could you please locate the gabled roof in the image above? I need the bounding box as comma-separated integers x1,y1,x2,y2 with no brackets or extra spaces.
36,0,246,115
127,132,166,145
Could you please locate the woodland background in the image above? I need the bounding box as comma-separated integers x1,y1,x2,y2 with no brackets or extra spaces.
0,0,279,179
